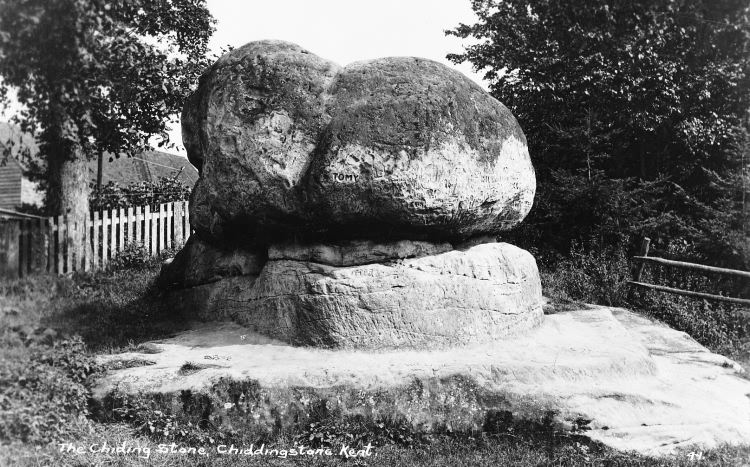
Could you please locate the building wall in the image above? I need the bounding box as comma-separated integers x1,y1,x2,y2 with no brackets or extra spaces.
0,158,22,210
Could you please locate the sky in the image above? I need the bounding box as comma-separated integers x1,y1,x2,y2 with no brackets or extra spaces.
165,0,487,155
0,1,488,158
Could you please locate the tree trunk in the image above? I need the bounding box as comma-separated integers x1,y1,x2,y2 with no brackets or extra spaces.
48,150,90,271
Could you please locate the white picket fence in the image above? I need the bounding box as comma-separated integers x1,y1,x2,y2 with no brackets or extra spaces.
4,201,190,277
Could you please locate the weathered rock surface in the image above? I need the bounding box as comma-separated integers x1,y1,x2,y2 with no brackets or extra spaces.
183,40,535,244
183,40,340,242
164,276,260,321
159,236,265,290
167,40,541,349
171,242,543,349
268,238,452,266
96,305,750,457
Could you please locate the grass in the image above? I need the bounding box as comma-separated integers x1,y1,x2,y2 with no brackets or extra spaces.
1,251,750,466
4,427,750,466
540,245,750,367
0,266,188,355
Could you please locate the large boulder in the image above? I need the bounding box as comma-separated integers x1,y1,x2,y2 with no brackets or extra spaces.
158,236,265,290
171,242,543,349
183,40,535,245
182,41,341,241
165,40,543,349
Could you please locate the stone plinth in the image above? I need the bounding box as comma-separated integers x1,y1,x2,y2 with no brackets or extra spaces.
96,306,750,457
165,241,543,349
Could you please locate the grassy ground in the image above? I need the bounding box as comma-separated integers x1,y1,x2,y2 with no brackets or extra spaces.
539,247,750,379
1,258,750,466
6,431,750,467
0,267,187,354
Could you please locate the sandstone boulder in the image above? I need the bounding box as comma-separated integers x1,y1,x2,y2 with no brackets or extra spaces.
182,40,340,232
159,236,265,290
183,40,535,245
185,242,543,349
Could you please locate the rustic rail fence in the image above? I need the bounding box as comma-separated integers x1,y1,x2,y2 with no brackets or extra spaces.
0,201,190,279
628,237,750,306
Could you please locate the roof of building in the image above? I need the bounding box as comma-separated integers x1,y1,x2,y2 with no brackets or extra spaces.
0,207,45,220
88,151,199,188
0,123,200,210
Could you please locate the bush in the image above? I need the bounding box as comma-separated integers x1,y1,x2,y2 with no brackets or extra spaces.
110,242,150,270
98,389,233,447
541,242,631,307
90,176,191,211
0,335,99,444
541,243,750,358
507,170,749,272
631,291,750,357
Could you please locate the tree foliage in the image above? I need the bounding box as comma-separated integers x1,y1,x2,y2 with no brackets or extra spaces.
0,0,215,214
89,176,191,211
448,0,750,267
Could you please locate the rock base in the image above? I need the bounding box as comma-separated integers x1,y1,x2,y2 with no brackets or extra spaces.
164,241,543,349
96,306,750,456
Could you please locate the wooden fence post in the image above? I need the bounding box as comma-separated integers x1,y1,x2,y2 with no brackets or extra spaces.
102,209,109,269
4,201,195,278
150,205,157,256
173,202,183,247
144,205,150,254
134,206,141,247
64,216,72,274
41,218,49,273
158,203,165,254
93,211,100,271
18,219,27,277
127,206,134,247
143,205,150,255
109,208,117,264
164,203,174,248
184,200,191,238
31,218,45,274
83,213,90,272
56,214,64,274
73,219,80,273
47,216,54,273
633,237,651,282
118,207,125,255
0,220,20,280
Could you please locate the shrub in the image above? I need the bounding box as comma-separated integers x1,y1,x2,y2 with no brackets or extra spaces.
631,291,750,357
0,335,99,444
297,413,425,449
541,242,750,358
541,242,631,307
110,241,150,270
90,176,191,211
98,390,232,447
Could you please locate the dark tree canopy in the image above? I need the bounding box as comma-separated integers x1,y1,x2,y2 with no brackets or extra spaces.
448,0,750,267
0,0,215,215
448,0,750,181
